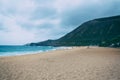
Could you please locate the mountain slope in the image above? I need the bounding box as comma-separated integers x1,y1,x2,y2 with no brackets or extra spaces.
28,15,120,47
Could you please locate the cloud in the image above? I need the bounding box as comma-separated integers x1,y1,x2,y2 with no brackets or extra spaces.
0,0,120,45
0,0,36,17
60,0,120,27
32,7,57,19
0,15,36,45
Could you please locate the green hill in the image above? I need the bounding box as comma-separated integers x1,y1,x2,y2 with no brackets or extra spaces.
28,15,120,47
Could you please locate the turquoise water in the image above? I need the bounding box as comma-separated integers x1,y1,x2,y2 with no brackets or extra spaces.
0,46,58,56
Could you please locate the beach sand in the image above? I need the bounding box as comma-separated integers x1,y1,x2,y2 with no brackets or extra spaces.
0,47,120,80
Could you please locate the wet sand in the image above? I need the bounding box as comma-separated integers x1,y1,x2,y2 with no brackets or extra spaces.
0,47,120,80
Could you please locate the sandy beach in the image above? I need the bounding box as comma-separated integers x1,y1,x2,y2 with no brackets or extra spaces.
0,47,120,80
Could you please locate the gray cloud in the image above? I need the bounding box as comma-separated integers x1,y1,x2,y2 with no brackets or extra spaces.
31,7,57,20
60,0,120,28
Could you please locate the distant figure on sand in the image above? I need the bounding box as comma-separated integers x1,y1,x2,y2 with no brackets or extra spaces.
87,46,90,49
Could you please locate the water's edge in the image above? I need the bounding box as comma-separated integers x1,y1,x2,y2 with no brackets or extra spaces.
0,46,72,57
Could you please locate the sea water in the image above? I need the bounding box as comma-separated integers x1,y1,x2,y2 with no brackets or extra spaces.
0,46,59,56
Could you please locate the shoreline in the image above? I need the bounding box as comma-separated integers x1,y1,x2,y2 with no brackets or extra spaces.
0,46,119,58
0,46,73,57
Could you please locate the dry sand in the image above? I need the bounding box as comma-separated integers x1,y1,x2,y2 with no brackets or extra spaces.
0,47,120,80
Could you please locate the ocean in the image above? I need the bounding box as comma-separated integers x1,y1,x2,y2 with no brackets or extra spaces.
0,46,59,56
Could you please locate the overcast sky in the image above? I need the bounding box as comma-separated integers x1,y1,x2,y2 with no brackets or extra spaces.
0,0,120,45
